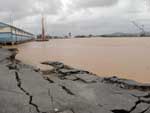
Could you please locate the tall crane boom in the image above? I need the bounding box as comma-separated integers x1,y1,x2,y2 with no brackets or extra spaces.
41,16,45,40
131,21,145,36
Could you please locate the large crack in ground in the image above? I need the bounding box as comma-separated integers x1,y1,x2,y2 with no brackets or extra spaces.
59,85,75,96
42,61,150,113
3,49,150,113
15,71,40,113
102,76,150,92
112,100,150,113
7,49,42,113
112,90,150,113
8,49,69,113
101,76,150,113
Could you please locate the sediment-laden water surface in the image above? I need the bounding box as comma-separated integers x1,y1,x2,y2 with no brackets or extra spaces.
15,37,150,83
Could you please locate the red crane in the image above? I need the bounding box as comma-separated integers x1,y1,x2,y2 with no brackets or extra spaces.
41,16,45,40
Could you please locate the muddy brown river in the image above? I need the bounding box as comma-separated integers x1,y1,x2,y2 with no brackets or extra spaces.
14,37,150,83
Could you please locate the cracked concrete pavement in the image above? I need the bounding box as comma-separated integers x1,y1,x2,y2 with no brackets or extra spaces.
0,48,150,113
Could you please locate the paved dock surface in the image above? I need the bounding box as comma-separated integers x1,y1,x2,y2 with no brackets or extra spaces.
0,48,150,113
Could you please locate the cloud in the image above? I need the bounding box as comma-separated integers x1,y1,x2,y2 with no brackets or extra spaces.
0,0,62,21
73,0,119,9
0,0,149,35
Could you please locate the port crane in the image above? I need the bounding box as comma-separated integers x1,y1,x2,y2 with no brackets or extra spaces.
131,21,145,37
41,16,45,40
36,16,49,41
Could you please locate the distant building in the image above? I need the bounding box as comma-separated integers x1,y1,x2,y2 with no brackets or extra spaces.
0,22,35,44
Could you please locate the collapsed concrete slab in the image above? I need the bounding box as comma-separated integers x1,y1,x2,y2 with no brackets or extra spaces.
0,49,37,113
0,49,150,113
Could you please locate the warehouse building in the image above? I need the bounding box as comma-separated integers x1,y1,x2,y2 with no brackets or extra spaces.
0,22,34,44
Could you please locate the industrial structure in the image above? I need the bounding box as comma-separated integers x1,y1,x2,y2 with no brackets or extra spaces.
132,21,145,37
36,16,49,41
41,16,46,40
0,22,34,44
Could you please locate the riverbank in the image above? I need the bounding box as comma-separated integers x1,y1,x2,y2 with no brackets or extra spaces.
0,48,150,113
15,38,150,83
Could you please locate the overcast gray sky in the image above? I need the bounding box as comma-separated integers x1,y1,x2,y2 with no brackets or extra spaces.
0,0,150,36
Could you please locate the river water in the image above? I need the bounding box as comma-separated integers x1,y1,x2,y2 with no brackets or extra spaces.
15,37,150,83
